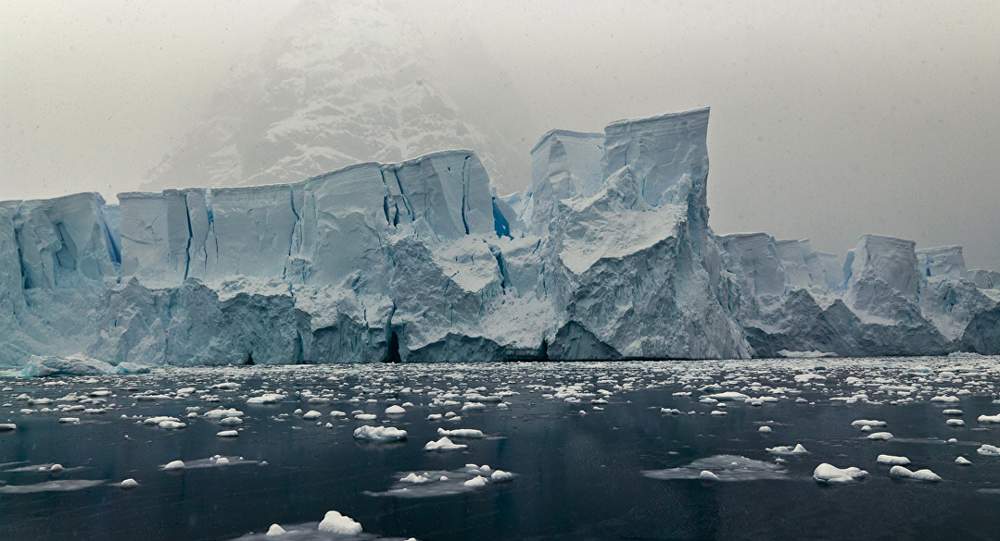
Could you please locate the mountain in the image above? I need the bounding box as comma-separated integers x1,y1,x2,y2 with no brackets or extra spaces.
144,0,529,193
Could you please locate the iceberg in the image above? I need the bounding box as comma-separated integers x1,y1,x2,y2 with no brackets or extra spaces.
0,107,997,368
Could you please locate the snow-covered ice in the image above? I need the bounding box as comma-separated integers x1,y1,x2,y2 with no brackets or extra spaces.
813,463,868,484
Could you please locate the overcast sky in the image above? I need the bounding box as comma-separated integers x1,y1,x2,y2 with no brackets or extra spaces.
2,0,998,269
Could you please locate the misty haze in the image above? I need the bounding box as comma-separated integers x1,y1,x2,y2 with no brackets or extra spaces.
1,2,999,541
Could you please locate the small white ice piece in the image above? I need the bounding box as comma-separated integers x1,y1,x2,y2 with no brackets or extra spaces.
424,436,467,451
813,463,868,484
876,455,910,465
353,425,407,443
120,478,139,489
317,510,362,535
463,475,488,488
889,466,941,482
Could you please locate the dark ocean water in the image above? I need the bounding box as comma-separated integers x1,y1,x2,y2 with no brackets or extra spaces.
1,358,999,540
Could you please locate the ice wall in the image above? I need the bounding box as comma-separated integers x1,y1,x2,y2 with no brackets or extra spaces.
719,233,787,299
119,150,494,288
544,107,751,359
917,246,967,279
845,235,921,319
2,193,119,291
527,130,604,233
2,108,998,366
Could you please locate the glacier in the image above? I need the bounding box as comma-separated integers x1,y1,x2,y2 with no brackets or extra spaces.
1,107,998,368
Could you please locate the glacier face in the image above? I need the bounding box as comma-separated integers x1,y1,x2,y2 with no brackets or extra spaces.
1,107,998,368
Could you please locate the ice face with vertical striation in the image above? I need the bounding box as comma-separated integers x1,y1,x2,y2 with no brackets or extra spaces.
917,246,967,279
844,235,922,321
2,193,119,291
525,130,604,233
542,107,751,360
1,107,999,367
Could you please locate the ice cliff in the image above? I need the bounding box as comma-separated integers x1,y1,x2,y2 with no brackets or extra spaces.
2,108,998,368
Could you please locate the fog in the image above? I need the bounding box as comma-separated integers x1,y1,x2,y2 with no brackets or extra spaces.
2,0,998,268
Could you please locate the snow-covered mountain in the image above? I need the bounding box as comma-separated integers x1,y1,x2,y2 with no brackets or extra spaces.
144,0,528,193
1,106,998,369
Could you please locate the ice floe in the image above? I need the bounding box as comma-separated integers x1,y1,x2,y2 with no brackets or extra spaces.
353,425,407,443
644,455,789,482
317,510,363,535
813,463,868,484
424,436,467,451
889,466,942,482
876,455,911,465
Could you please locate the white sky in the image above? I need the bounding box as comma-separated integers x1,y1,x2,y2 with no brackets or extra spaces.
2,0,999,269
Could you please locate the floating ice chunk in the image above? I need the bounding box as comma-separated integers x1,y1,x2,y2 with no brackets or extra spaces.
867,432,894,441
401,473,432,484
813,463,868,484
219,417,243,427
461,402,486,411
710,410,727,416
490,470,514,483
163,460,186,471
144,416,186,429
246,393,285,405
437,428,485,439
876,455,911,465
930,395,960,403
354,413,377,421
48,463,64,473
942,409,963,416
115,362,151,375
0,423,17,431
265,524,286,536
977,444,1000,456
329,410,346,418
766,444,808,456
758,426,773,433
0,479,105,494
385,405,406,415
978,414,1000,424
58,417,80,424
317,510,362,535
120,478,139,489
203,408,244,419
301,410,321,420
660,408,682,415
955,456,972,465
889,466,942,482
463,475,488,488
424,437,467,451
946,419,965,427
21,354,114,377
352,425,407,443
644,455,788,482
851,419,887,429
699,470,720,481
706,392,750,401
217,430,239,438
